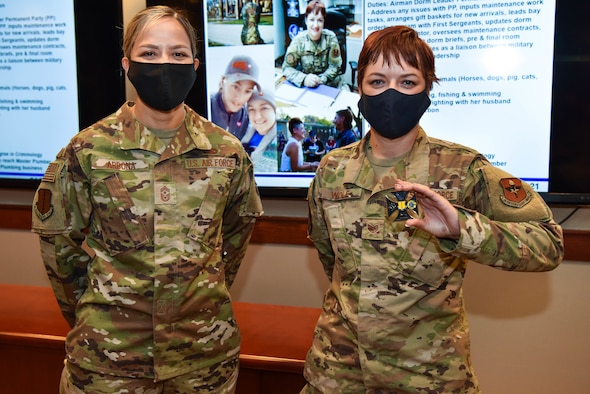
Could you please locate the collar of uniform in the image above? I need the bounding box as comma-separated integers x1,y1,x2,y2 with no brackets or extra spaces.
304,29,328,46
339,128,431,191
183,107,213,151
116,102,212,154
339,136,374,191
115,102,160,153
404,127,430,187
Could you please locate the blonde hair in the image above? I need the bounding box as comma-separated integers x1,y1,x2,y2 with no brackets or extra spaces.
123,5,198,59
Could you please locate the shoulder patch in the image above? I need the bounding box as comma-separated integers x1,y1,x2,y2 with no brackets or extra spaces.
480,166,551,222
32,159,68,234
499,178,532,208
285,53,295,66
34,188,54,221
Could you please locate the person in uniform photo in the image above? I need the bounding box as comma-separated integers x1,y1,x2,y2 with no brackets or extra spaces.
31,6,263,393
241,0,264,45
301,25,564,393
211,54,260,140
282,0,344,89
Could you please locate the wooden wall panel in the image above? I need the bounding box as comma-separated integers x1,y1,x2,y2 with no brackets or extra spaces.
1,203,588,262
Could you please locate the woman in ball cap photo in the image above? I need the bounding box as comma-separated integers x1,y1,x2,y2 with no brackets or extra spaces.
241,86,278,172
210,54,261,140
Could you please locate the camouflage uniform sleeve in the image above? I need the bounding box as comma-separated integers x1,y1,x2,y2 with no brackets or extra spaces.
439,157,564,272
282,37,307,87
318,32,343,85
307,175,336,280
222,151,263,287
31,144,92,327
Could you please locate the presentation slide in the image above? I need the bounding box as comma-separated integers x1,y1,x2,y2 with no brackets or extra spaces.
203,0,555,192
365,0,556,192
0,0,557,195
0,0,78,180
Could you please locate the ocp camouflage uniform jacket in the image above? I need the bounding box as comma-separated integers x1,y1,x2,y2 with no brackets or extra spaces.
305,128,564,393
31,102,263,381
282,29,342,87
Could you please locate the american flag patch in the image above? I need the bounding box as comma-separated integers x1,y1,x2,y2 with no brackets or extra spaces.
42,162,59,183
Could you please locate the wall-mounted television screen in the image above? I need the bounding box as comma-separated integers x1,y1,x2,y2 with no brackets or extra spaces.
2,0,589,206
174,0,590,203
0,0,124,188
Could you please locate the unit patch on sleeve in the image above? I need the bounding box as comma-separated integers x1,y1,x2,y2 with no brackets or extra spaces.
499,178,532,208
34,188,54,220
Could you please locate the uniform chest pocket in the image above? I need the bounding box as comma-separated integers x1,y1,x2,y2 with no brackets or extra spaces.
91,172,149,255
396,229,460,288
322,202,360,276
186,170,230,251
302,51,327,68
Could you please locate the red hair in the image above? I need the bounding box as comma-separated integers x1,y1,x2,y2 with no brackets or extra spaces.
357,26,439,91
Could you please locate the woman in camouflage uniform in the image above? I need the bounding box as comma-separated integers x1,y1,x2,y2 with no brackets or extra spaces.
301,25,564,393
281,0,344,89
32,6,262,393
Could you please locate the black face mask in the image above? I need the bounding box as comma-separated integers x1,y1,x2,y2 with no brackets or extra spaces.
127,61,196,111
358,88,431,139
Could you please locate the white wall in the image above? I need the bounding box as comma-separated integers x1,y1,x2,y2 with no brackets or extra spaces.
2,209,590,394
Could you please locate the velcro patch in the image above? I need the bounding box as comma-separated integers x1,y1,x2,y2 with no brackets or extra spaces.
92,159,148,171
285,53,295,66
42,162,60,183
500,178,531,208
319,187,362,201
432,188,459,201
480,166,550,222
185,157,236,170
34,188,54,221
361,218,384,240
155,182,176,205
